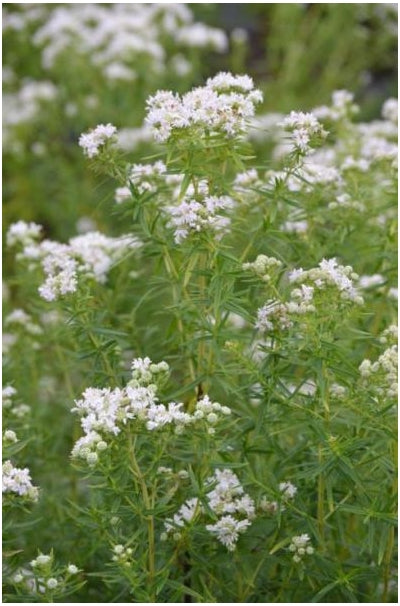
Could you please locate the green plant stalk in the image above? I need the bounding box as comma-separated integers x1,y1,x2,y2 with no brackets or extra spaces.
317,357,331,545
382,439,397,602
128,434,155,600
162,244,197,393
197,250,209,397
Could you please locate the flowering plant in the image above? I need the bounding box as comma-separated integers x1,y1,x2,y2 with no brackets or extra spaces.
3,5,397,602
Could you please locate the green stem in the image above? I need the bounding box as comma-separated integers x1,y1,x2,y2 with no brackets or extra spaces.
128,434,155,599
162,245,197,392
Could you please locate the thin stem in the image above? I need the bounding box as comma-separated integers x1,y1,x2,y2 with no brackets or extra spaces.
162,245,197,390
128,434,155,599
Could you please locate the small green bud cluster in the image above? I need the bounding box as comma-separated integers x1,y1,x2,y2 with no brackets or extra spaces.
243,255,282,283
111,544,133,567
12,551,80,596
3,429,18,443
193,395,231,435
129,356,169,389
288,534,314,563
359,340,397,400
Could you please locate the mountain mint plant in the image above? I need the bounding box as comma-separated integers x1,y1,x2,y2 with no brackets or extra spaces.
3,61,397,603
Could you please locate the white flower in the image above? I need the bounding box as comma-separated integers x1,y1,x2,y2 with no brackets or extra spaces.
256,301,293,332
14,229,141,301
382,98,398,123
279,481,297,499
2,460,39,501
67,564,78,575
175,23,228,51
279,111,328,154
289,533,314,561
206,515,251,551
164,498,200,534
35,554,51,566
3,429,18,443
6,221,42,247
145,72,263,143
114,186,132,204
359,274,385,289
167,191,233,243
79,123,117,158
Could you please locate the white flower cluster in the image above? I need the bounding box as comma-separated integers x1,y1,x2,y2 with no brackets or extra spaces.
145,72,263,143
289,533,314,562
12,551,79,594
3,385,17,408
163,497,200,539
205,469,255,551
28,4,227,76
163,469,254,551
281,219,308,234
168,187,234,244
379,324,397,345
381,98,398,124
288,258,364,305
5,309,43,337
232,169,262,202
2,460,39,502
71,357,231,464
2,386,31,419
314,89,359,123
115,160,166,203
111,544,133,566
358,274,385,289
30,554,52,569
3,80,57,150
78,123,117,158
328,193,366,213
256,259,363,333
6,220,42,247
260,480,297,514
3,429,18,444
359,328,398,400
243,254,282,282
7,222,141,301
130,356,169,386
279,111,328,154
329,383,348,400
175,22,227,51
255,301,293,332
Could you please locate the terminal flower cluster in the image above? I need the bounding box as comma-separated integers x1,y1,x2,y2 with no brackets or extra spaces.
279,110,328,154
145,71,263,142
256,258,363,333
7,221,141,301
115,161,167,202
289,534,314,563
3,460,39,502
79,123,117,158
168,188,234,244
313,89,359,123
71,357,231,465
163,469,255,551
288,258,364,304
243,254,283,283
4,309,43,337
260,480,298,514
111,544,133,566
11,551,79,596
2,386,31,419
359,327,398,400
